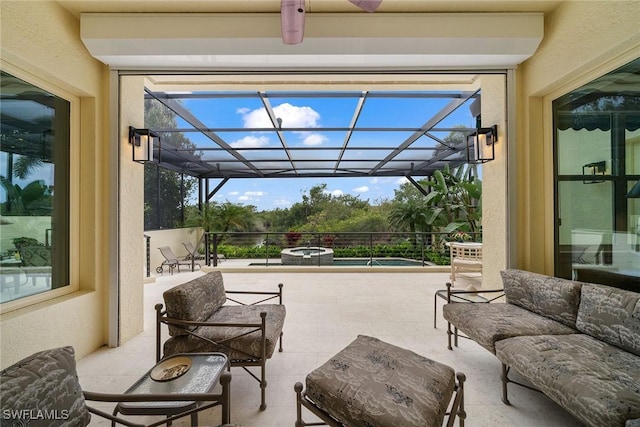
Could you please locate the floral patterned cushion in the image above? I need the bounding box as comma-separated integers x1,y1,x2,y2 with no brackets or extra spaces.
443,302,578,353
501,269,583,328
576,283,640,356
0,346,91,427
495,334,640,427
305,335,457,427
163,304,286,361
163,271,227,336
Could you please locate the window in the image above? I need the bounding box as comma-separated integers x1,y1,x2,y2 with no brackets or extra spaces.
0,70,70,304
553,58,640,280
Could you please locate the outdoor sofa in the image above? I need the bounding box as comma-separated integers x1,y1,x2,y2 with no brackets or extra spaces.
442,268,640,427
155,271,285,410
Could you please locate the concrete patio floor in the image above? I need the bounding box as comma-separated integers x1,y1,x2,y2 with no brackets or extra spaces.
77,269,584,427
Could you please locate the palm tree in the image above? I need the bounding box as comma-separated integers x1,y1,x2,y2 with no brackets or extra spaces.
185,201,256,247
214,202,255,233
388,197,430,245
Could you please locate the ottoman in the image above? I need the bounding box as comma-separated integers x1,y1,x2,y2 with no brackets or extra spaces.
294,335,466,427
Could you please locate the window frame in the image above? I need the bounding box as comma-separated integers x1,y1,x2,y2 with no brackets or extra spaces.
551,58,640,279
0,62,80,314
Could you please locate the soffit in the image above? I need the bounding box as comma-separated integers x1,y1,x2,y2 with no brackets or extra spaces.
58,0,562,16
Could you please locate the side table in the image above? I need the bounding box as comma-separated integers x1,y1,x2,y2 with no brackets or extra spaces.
114,352,231,426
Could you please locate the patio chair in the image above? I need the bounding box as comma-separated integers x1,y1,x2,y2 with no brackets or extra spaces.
449,242,482,286
0,346,231,427
157,246,200,275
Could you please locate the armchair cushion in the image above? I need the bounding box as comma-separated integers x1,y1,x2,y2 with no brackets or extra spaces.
163,272,227,336
164,304,286,361
501,269,583,329
0,346,91,427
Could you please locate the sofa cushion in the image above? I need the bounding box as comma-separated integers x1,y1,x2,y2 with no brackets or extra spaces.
305,335,456,427
576,283,640,356
163,304,286,361
442,302,578,353
495,334,640,427
501,269,583,328
163,271,227,336
0,346,91,427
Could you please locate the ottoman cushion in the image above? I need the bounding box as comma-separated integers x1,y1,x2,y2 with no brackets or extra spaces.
305,335,456,427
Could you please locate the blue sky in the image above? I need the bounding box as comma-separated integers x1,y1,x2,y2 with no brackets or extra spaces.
178,92,476,211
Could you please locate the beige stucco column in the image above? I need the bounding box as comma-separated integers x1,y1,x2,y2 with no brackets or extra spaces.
118,76,145,342
480,75,508,286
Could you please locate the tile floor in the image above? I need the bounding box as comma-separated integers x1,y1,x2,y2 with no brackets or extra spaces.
76,269,584,427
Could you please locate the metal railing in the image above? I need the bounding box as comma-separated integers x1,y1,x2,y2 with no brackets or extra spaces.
193,231,481,268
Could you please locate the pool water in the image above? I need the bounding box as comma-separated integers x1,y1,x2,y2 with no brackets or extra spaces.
333,258,424,266
249,258,424,267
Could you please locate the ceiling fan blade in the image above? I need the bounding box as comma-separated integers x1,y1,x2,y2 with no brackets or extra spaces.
348,0,383,13
281,0,305,45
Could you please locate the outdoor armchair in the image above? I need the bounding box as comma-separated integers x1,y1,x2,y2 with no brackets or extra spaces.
155,271,285,410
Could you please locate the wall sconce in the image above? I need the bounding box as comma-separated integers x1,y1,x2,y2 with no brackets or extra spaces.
466,125,497,163
582,161,606,184
129,126,158,163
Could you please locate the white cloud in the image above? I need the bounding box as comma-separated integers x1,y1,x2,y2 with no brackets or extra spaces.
238,195,250,201
239,102,321,128
323,189,344,197
230,135,270,148
228,191,239,196
244,191,266,197
272,103,321,128
238,102,326,146
353,186,369,193
302,133,327,146
274,198,291,206
395,177,409,185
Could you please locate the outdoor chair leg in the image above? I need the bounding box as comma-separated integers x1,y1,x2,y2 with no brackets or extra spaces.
501,363,511,405
260,360,267,411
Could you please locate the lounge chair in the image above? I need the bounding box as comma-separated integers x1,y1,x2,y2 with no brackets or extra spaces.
157,246,200,275
183,241,226,264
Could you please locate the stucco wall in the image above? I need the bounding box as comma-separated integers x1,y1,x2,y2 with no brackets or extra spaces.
480,75,508,286
119,77,146,342
516,0,640,274
0,1,109,366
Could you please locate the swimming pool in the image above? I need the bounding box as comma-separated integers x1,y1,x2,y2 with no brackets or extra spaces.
332,258,424,266
248,258,425,267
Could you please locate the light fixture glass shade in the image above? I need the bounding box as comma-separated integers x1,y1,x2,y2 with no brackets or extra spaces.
129,126,158,163
281,0,305,45
348,0,383,12
466,125,497,163
628,180,640,198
